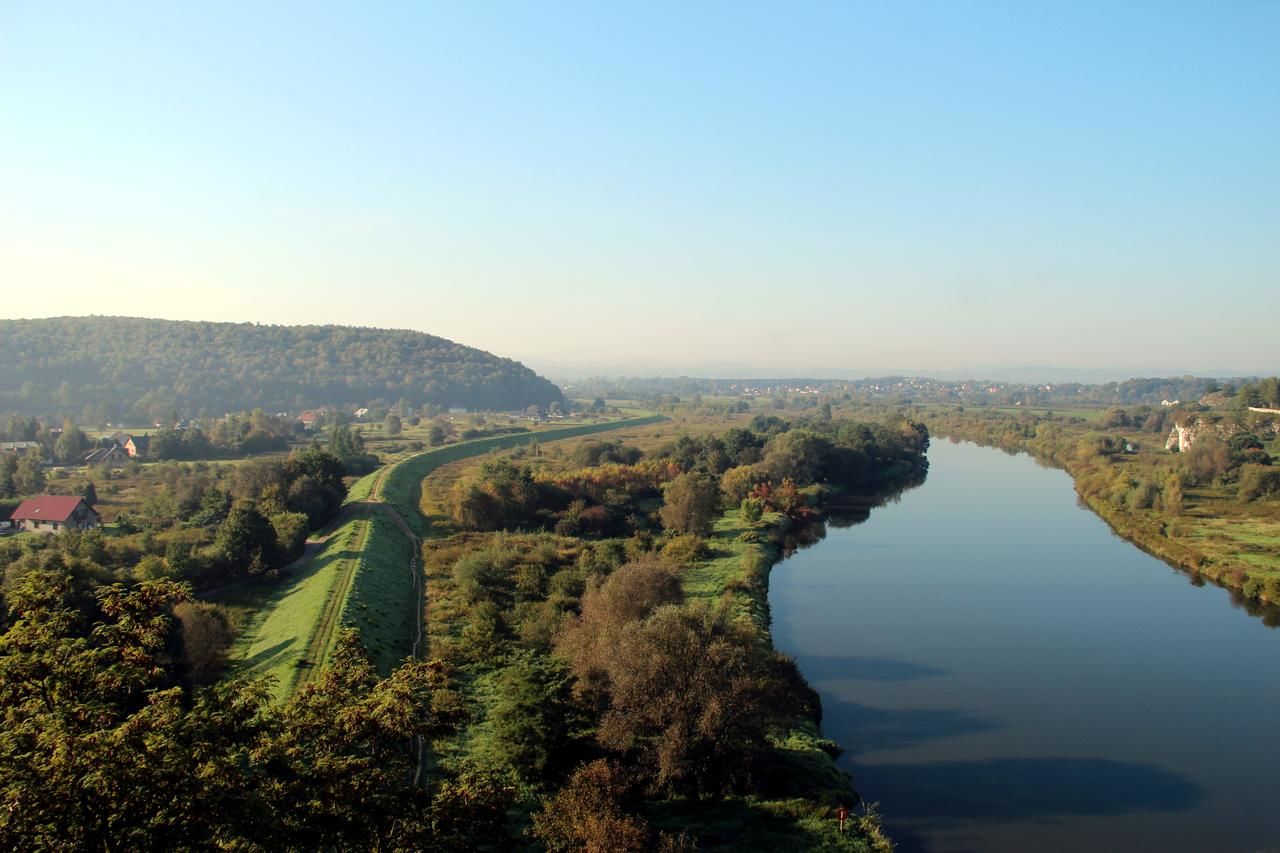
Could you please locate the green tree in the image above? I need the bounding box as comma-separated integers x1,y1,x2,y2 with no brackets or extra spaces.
54,420,89,463
14,454,45,495
659,472,720,536
215,499,279,577
486,653,578,783
0,455,17,498
81,480,98,507
384,413,402,435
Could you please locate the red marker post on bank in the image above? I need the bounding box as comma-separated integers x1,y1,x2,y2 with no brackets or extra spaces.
837,805,849,833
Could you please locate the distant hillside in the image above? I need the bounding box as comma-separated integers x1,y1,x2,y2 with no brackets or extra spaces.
0,317,562,420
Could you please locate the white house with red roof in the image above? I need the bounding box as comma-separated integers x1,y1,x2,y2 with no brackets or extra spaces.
10,496,100,534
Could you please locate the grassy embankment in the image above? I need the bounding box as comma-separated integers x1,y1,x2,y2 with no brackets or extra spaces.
920,408,1280,607
230,413,667,699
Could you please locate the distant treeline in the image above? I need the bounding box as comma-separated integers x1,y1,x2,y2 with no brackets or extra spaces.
0,317,563,421
565,374,1275,409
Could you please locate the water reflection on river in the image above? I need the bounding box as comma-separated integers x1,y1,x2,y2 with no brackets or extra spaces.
770,439,1280,853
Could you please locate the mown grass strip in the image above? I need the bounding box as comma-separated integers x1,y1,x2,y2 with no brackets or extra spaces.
230,513,371,701
335,509,418,675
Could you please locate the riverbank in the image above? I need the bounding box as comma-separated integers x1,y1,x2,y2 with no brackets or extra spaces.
922,417,1280,609
671,487,936,852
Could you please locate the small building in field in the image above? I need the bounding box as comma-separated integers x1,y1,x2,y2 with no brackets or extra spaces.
11,496,100,534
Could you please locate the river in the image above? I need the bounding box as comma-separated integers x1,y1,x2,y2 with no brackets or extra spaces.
769,439,1280,853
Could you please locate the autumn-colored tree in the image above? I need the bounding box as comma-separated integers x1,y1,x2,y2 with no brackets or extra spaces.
555,559,684,706
531,760,651,853
593,605,801,796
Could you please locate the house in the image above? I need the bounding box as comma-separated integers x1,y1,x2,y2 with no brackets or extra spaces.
297,410,324,430
122,435,150,458
11,496,100,535
1,440,42,456
83,444,128,466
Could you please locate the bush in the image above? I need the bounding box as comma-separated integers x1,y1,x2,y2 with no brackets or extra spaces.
1238,464,1280,502
660,534,707,567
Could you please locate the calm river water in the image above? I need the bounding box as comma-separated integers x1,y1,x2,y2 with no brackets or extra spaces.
769,439,1280,853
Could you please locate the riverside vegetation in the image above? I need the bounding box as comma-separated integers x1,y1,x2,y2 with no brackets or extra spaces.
417,412,928,850
0,401,927,850
912,381,1280,611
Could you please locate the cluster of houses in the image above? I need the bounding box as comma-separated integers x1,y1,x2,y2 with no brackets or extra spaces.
1,434,151,468
81,434,149,467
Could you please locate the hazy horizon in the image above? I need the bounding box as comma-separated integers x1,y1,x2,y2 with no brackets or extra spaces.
3,3,1277,376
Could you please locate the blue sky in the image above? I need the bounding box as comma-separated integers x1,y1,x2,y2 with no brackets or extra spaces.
1,2,1276,378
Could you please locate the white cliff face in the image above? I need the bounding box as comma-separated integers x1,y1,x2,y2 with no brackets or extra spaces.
1167,416,1280,452
1166,424,1192,452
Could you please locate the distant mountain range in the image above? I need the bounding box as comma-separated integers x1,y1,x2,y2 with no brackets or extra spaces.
0,316,563,420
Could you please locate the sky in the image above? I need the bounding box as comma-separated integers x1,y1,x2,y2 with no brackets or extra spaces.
1,1,1277,379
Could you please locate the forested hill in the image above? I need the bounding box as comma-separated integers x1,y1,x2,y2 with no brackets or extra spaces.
0,317,562,419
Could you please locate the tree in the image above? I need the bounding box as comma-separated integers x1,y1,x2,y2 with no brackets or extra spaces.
531,760,652,852
0,455,17,498
486,653,578,782
427,424,447,446
384,413,402,435
81,480,98,507
592,605,800,796
215,499,279,577
13,454,45,496
54,420,89,463
174,600,233,685
253,631,452,849
1238,464,1280,502
720,464,764,505
0,566,463,851
659,472,720,536
270,511,310,560
447,460,541,531
0,575,266,851
555,560,684,706
1185,436,1231,485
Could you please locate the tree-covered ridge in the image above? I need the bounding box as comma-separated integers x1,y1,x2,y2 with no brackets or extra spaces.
0,316,563,419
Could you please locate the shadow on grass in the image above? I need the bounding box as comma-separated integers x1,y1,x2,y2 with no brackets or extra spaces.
237,639,294,671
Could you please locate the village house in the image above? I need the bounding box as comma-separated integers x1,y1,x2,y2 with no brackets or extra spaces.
11,495,100,535
83,444,128,466
122,435,150,458
1,440,43,456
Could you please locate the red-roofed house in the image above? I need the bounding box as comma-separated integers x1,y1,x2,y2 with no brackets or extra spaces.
11,496,100,535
